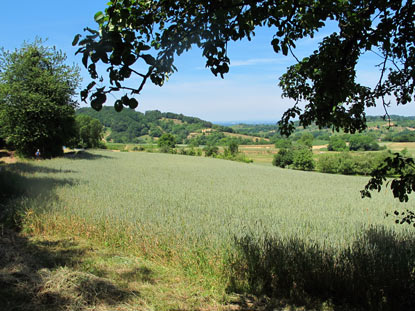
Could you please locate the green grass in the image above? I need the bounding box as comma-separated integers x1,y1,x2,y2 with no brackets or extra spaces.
2,150,415,310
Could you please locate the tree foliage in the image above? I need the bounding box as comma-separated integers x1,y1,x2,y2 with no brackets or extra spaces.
272,147,293,168
75,0,415,203
75,114,104,148
349,134,382,151
0,41,80,157
327,135,347,151
228,140,239,156
76,107,231,144
292,145,315,171
203,144,219,157
157,132,176,152
298,132,314,148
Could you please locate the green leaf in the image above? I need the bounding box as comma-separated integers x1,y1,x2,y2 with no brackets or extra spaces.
86,81,96,91
271,38,280,53
72,34,81,46
80,89,89,101
282,44,288,56
129,98,138,109
141,54,155,65
114,100,123,112
82,52,89,68
94,11,105,24
121,95,130,106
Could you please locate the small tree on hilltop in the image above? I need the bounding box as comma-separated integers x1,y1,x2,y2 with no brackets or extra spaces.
0,40,80,157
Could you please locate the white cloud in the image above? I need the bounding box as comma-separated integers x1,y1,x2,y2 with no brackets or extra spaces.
230,57,289,67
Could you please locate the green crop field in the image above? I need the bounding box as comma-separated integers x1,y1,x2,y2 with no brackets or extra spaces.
3,150,415,310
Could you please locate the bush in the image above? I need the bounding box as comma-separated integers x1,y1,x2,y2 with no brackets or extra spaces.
349,135,381,151
317,154,342,174
292,145,314,170
327,136,347,151
317,151,394,176
204,145,219,157
228,140,239,155
157,133,176,153
272,148,293,168
298,133,314,148
275,138,292,149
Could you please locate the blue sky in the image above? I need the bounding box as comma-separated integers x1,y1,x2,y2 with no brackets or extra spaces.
1,1,414,122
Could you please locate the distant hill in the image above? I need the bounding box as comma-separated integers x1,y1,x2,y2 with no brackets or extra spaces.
77,107,415,145
76,107,235,144
229,115,415,141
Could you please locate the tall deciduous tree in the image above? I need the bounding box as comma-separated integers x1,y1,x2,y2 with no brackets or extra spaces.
75,114,104,148
74,1,415,204
0,41,81,157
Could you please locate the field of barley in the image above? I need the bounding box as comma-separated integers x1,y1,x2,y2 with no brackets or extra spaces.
5,150,415,310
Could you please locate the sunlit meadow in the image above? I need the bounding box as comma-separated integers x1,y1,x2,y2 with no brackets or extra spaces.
9,150,415,309
17,150,410,248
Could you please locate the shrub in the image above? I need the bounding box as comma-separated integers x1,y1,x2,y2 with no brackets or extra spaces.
298,133,314,148
317,151,394,176
292,146,314,170
228,140,239,155
316,154,342,174
158,133,176,153
349,135,381,151
327,136,347,151
272,148,293,168
275,138,292,149
204,145,219,157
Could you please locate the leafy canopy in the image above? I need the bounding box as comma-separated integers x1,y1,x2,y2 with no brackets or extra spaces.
75,0,415,202
158,132,176,152
0,40,80,157
75,114,104,148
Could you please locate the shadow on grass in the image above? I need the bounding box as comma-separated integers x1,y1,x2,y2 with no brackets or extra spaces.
4,161,75,174
121,266,156,284
0,229,139,311
63,150,113,160
0,163,76,228
228,226,415,311
0,160,140,310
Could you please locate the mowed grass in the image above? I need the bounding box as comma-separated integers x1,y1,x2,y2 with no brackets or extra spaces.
4,150,415,310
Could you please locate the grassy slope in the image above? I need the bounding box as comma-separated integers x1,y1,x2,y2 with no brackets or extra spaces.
2,151,415,310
